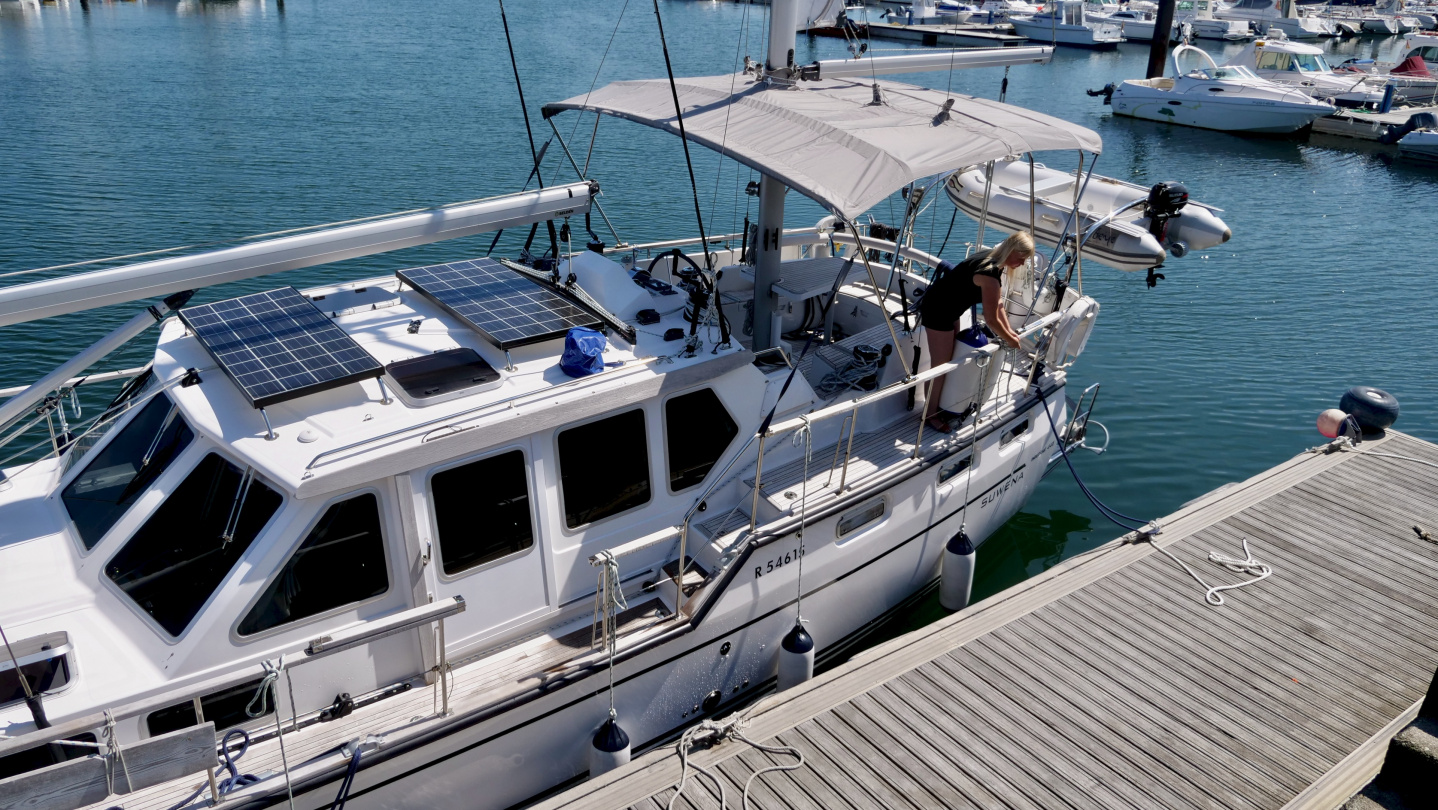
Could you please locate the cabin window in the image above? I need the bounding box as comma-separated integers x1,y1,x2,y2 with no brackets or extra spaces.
938,452,975,486
106,453,282,637
1256,52,1290,71
1,646,71,708
431,450,534,575
238,493,389,635
62,393,195,550
0,733,97,781
146,677,269,738
665,389,739,492
558,409,650,528
838,498,885,539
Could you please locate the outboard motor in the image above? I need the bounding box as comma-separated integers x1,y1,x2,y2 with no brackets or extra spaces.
1379,111,1438,145
1086,83,1116,105
1142,181,1189,249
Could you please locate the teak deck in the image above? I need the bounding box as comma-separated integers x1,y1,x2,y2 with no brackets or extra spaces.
534,430,1438,810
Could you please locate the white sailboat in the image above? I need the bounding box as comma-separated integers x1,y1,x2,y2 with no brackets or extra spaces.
1009,0,1126,48
0,7,1123,810
1100,43,1337,132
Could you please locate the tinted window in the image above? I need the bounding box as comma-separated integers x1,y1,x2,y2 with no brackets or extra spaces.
558,409,650,528
0,733,96,781
431,451,533,575
238,494,388,635
146,677,269,738
63,394,195,549
665,389,739,491
106,454,282,637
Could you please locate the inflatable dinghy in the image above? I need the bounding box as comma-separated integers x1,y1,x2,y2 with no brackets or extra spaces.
944,159,1232,272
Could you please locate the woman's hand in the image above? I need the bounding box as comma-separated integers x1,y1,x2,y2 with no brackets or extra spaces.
975,275,1023,349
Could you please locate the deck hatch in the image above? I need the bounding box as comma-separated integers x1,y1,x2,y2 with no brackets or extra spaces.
396,258,600,351
179,287,384,408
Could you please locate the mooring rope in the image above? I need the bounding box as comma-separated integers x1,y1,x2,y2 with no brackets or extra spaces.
666,711,805,810
1036,388,1274,605
593,551,628,723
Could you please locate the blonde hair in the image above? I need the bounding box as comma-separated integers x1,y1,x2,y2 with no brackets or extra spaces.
990,231,1035,268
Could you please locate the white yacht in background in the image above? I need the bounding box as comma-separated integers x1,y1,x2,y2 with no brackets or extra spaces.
1109,0,1253,40
1010,0,1126,47
974,0,1045,21
1228,36,1391,106
1217,0,1336,38
1099,43,1337,131
0,7,1126,810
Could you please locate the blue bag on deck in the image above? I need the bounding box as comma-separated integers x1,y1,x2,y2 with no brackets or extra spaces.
560,327,606,378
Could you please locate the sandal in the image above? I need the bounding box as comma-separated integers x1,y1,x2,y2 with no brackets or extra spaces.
925,414,953,434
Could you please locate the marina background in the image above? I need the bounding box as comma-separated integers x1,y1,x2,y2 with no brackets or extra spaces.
2,0,1433,638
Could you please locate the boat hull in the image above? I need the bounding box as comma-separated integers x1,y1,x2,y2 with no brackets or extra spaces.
1398,130,1438,162
1010,18,1125,46
1111,86,1332,133
202,391,1066,810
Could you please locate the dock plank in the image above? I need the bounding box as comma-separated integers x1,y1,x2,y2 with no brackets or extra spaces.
537,432,1438,810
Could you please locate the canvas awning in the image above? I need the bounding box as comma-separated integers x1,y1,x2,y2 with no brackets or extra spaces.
543,73,1101,219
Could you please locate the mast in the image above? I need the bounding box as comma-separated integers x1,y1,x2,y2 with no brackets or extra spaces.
752,0,800,352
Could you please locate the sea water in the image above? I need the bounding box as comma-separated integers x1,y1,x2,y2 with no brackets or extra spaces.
2,0,1433,637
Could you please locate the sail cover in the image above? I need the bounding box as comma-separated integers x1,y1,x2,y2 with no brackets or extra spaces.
543,73,1101,219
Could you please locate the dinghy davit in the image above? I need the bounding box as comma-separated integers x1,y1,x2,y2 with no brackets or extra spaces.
944,158,1232,272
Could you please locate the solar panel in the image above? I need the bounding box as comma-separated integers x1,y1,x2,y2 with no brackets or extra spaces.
396,258,600,351
180,287,384,408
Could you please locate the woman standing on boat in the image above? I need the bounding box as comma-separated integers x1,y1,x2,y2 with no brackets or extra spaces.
918,232,1033,433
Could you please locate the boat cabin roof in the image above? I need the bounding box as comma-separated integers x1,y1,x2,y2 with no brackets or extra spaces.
148,256,750,499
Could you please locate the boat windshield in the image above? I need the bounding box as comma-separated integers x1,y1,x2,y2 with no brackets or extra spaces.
1291,53,1330,73
1198,65,1258,80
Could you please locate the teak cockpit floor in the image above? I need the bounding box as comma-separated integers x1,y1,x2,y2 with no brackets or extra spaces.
535,431,1438,810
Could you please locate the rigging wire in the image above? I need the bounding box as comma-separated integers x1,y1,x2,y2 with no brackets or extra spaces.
707,1,751,243
496,0,561,263
652,0,715,270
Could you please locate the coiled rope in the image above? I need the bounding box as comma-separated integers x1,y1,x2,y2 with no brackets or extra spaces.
666,712,804,810
1036,388,1273,606
813,353,880,398
164,729,262,810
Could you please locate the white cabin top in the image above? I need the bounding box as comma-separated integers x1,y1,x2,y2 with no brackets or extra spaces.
145,255,749,500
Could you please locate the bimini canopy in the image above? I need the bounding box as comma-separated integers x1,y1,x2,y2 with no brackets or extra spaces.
543,73,1101,220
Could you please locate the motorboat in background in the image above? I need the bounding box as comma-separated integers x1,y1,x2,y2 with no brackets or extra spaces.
945,159,1232,273
1228,36,1391,106
1217,0,1336,38
1111,0,1253,41
1336,31,1438,104
974,0,1045,22
1398,122,1438,162
1096,43,1337,132
1010,0,1126,47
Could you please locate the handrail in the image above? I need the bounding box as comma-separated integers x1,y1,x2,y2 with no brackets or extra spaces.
0,597,465,758
766,311,1062,437
0,365,150,400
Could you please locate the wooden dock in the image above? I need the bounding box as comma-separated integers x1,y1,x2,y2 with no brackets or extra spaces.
1313,105,1438,142
532,430,1438,810
809,21,1030,48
